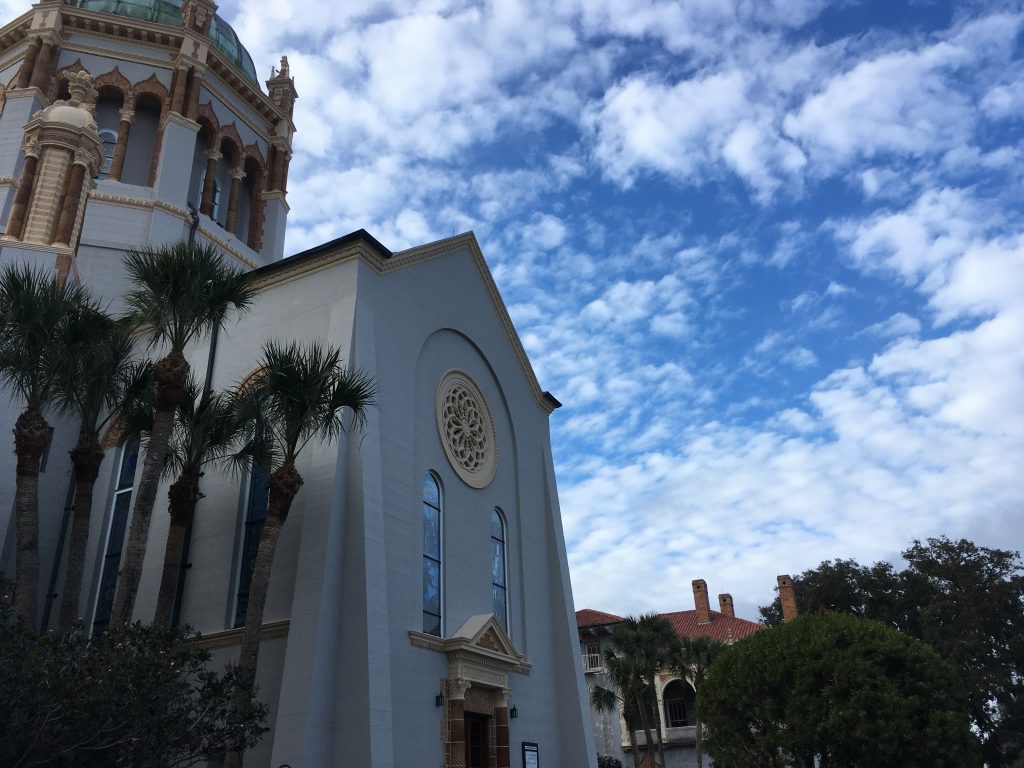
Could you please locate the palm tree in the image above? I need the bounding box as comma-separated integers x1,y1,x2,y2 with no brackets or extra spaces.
633,613,681,766
52,307,150,631
674,636,725,768
152,382,246,631
0,265,93,628
592,649,646,768
109,241,254,626
223,340,374,768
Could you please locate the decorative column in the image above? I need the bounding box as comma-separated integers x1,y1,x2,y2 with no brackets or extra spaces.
169,63,189,115
184,67,203,120
6,142,40,239
199,148,220,215
495,688,512,768
28,36,57,92
15,37,41,89
53,151,88,244
445,679,472,768
107,103,134,181
224,163,244,234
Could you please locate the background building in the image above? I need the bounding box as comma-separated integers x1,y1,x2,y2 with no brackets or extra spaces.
0,2,596,766
578,579,772,768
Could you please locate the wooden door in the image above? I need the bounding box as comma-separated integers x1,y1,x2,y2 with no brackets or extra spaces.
464,713,490,768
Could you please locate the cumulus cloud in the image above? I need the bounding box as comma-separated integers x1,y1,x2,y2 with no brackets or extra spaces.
203,0,1024,615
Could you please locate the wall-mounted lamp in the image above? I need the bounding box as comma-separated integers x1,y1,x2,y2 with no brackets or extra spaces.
509,705,519,719
435,691,445,707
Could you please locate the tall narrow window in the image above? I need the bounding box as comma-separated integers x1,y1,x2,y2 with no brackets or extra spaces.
234,464,269,627
422,473,442,636
96,128,117,179
91,434,140,635
491,508,507,631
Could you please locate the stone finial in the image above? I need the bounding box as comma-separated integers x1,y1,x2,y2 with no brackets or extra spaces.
267,56,298,116
66,70,95,107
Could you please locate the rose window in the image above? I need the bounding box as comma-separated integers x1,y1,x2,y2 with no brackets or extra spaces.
436,371,497,488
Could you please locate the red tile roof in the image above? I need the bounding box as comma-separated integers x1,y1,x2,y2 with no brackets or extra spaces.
576,608,625,628
575,608,762,642
661,609,762,642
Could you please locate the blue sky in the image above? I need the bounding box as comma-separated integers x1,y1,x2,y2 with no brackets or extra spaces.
213,0,1020,619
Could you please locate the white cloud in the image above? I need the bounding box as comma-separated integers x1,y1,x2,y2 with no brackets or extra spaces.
861,312,922,339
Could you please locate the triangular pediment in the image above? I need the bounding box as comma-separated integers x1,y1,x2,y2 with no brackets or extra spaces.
449,613,523,665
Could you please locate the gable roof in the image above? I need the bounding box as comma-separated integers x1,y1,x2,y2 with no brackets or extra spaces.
248,229,561,414
575,608,762,643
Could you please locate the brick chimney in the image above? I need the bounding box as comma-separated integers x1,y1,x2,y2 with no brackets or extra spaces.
718,593,734,618
692,579,711,624
777,575,798,623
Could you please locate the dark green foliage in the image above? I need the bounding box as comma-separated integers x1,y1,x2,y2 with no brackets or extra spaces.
598,755,623,768
0,576,266,768
759,537,1024,765
700,612,979,768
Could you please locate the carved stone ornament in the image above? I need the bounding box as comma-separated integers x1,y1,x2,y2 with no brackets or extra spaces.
436,370,497,488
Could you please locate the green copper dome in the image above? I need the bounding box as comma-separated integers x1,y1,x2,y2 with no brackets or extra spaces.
71,0,260,86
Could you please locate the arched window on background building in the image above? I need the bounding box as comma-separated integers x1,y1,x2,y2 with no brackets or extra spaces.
91,433,140,635
491,508,507,631
422,472,442,636
663,679,696,728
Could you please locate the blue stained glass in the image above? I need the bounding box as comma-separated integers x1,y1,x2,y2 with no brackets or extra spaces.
492,585,507,630
491,538,505,587
423,474,440,507
423,504,440,558
117,434,140,489
491,509,504,540
106,492,132,552
423,612,441,636
423,558,440,616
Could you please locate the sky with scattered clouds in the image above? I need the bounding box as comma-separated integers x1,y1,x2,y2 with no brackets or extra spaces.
55,0,1024,621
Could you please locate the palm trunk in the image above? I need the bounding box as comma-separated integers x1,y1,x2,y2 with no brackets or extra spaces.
625,702,643,768
635,692,657,767
223,462,303,768
651,673,667,767
13,405,50,628
110,351,188,626
152,468,199,631
58,430,104,631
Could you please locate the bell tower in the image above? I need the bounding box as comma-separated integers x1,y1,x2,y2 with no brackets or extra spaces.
0,0,296,295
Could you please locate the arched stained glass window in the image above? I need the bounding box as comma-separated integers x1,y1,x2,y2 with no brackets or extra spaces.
234,463,269,627
422,473,442,635
491,508,507,631
92,433,140,635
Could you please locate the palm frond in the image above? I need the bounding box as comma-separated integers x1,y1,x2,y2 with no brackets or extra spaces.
121,241,255,353
230,340,376,472
0,265,96,408
165,381,249,479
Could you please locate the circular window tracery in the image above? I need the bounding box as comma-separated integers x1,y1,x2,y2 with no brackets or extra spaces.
436,370,497,488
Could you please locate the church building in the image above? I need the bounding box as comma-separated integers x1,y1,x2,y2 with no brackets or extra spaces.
0,2,597,766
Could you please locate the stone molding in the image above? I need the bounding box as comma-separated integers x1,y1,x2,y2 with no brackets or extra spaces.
194,619,289,650
86,190,258,269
